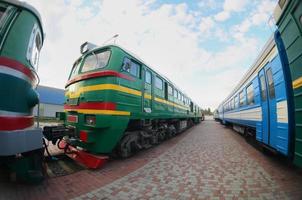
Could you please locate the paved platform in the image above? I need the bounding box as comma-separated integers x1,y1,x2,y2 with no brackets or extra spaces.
1,119,302,200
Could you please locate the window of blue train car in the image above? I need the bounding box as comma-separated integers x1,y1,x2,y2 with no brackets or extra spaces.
145,70,152,84
231,99,234,110
239,90,245,107
246,84,255,105
174,89,178,98
168,85,173,95
259,75,267,101
235,95,239,108
155,76,163,90
266,68,275,99
82,51,110,73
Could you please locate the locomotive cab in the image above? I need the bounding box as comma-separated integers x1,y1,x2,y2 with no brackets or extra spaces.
63,44,133,154
0,0,44,182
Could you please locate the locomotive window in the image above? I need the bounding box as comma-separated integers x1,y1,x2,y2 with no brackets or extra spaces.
122,58,140,78
260,75,267,101
0,6,8,27
155,76,163,90
246,83,255,105
0,7,5,20
82,51,111,73
145,70,151,84
69,59,82,79
239,90,245,107
266,68,275,99
168,85,173,95
27,23,43,69
130,62,140,77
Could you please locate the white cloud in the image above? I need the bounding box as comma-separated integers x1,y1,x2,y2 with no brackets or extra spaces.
228,0,277,42
223,0,248,12
199,17,215,34
212,0,248,22
214,11,230,22
251,0,277,26
198,0,219,10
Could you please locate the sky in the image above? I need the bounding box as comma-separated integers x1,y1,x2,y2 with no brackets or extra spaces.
26,0,278,110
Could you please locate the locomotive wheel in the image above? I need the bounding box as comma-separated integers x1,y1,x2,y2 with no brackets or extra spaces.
151,131,159,145
118,133,138,158
158,130,165,141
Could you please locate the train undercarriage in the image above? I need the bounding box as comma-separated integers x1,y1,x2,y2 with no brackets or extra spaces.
116,118,196,158
42,118,200,169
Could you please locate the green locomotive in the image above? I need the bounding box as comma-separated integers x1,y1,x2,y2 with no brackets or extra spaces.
0,0,44,181
53,43,202,160
274,0,302,167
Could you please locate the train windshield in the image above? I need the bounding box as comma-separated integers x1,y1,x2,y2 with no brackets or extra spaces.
0,5,8,27
69,59,82,79
27,24,42,69
81,50,111,73
0,7,5,20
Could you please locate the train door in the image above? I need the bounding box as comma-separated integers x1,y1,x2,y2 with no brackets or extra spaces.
143,67,152,113
265,66,277,148
258,65,277,147
259,69,269,144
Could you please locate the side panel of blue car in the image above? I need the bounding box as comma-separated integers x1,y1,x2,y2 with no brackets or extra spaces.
271,55,289,155
221,43,290,156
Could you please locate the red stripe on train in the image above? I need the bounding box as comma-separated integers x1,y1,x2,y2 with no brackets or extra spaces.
66,70,133,87
64,102,116,110
0,57,36,82
0,115,34,131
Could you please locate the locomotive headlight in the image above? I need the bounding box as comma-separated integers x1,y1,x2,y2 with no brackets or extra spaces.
85,115,96,126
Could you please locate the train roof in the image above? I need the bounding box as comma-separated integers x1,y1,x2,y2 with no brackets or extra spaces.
81,43,200,106
3,0,44,35
219,35,277,107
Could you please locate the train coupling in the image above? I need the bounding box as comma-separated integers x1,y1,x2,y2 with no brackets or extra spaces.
43,125,75,145
42,125,108,169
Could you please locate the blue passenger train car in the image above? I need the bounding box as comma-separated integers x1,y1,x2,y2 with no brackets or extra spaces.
217,33,294,157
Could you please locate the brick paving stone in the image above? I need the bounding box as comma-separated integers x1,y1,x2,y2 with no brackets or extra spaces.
1,119,302,200
75,120,302,200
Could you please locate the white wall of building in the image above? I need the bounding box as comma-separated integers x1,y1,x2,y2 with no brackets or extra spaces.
33,103,63,118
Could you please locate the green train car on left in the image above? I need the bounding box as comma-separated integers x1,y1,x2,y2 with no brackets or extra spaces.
0,0,44,181
274,0,302,167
